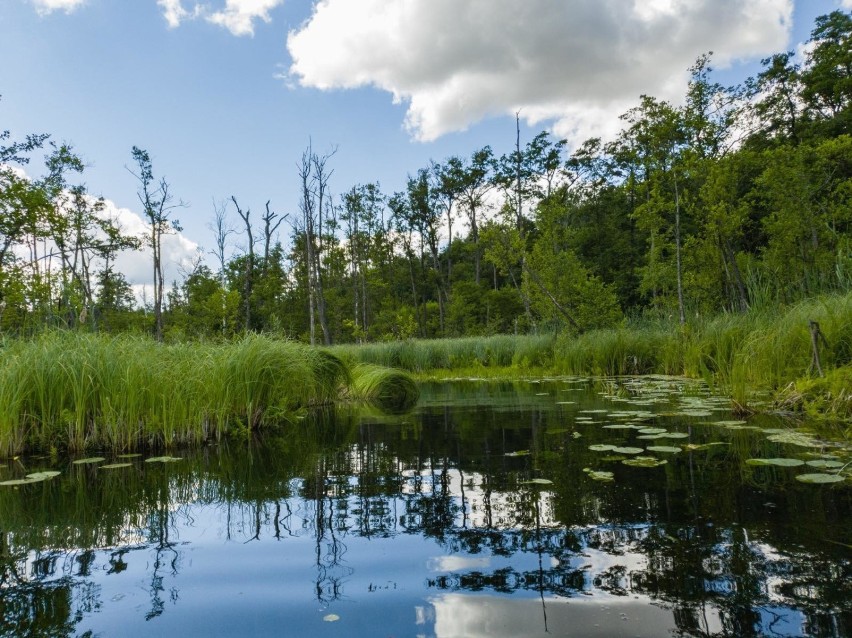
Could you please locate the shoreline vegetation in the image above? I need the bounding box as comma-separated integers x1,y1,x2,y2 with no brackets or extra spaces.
2,291,850,457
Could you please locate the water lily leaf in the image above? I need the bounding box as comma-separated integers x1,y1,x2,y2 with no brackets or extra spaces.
555,401,576,405
612,447,644,455
0,478,41,486
26,471,61,480
145,456,183,463
623,456,667,467
637,434,666,440
646,446,682,454
805,460,844,469
504,451,531,457
657,433,689,439
638,428,667,434
745,458,805,467
603,424,641,430
589,444,617,452
600,455,627,462
767,432,821,448
713,420,747,427
100,463,133,469
521,478,553,485
117,453,142,458
588,470,614,482
323,614,340,622
73,457,106,465
572,432,582,439
795,473,845,484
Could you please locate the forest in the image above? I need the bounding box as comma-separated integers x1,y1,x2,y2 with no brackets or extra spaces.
1,11,850,347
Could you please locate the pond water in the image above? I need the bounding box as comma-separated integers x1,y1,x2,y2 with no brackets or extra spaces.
1,377,850,637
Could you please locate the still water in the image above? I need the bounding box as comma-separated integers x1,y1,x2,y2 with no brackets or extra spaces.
1,377,850,637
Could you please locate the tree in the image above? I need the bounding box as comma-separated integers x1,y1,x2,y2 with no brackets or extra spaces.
129,146,184,341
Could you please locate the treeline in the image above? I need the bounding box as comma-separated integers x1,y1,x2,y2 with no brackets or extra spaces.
1,11,850,343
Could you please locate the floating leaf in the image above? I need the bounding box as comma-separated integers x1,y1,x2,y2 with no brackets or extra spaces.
767,432,821,448
572,432,582,439
646,446,681,454
657,433,689,439
26,471,61,480
588,470,615,482
713,420,747,427
638,428,667,434
637,434,666,440
100,463,133,470
323,614,340,622
806,460,844,469
504,451,531,457
589,444,617,452
683,442,730,451
600,455,627,462
0,478,39,486
623,456,667,468
795,473,845,484
612,447,644,455
603,424,642,430
145,456,183,463
745,458,805,467
521,478,553,485
73,457,105,465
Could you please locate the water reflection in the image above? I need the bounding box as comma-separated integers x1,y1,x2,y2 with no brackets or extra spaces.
0,378,849,637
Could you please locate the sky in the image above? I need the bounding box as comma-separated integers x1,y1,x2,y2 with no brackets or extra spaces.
1,0,850,289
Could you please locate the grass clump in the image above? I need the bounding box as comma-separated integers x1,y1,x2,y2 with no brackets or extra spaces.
348,364,420,413
0,332,351,456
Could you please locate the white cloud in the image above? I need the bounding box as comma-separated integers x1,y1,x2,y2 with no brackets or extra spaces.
842,0,852,9
207,0,284,36
30,0,86,15
287,0,794,144
156,0,283,36
157,0,198,28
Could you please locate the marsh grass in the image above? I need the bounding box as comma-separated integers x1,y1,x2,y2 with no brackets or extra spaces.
348,364,420,413
330,334,553,372
0,333,350,456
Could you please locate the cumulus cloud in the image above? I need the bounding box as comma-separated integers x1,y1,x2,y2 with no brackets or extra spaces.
287,0,794,143
156,0,283,36
30,0,86,15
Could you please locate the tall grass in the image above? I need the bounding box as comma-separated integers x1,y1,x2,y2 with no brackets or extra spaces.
348,364,420,413
330,334,554,373
0,333,351,456
553,292,852,407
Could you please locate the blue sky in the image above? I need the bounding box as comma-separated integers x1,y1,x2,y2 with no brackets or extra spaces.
1,0,849,284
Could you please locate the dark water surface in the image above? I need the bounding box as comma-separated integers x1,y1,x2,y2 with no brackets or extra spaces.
1,377,850,637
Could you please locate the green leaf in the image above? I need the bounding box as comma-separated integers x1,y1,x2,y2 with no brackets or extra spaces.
745,458,805,467
72,457,106,465
795,473,845,484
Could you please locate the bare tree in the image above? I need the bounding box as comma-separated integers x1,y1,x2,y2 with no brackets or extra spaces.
231,196,254,332
128,147,184,341
209,199,235,335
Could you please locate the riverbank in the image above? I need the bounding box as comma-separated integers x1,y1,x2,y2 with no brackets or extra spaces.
0,333,418,456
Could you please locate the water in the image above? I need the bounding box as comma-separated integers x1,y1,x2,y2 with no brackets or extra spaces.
1,377,850,637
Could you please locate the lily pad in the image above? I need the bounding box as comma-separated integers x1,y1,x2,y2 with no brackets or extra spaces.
589,444,617,452
26,471,61,480
323,614,340,622
745,458,805,467
117,453,142,458
504,451,531,457
767,432,821,448
713,420,747,427
603,424,642,430
637,434,666,440
588,470,615,482
646,446,682,454
805,460,844,469
638,428,667,434
623,456,668,467
795,473,845,484
521,478,553,485
0,478,39,486
657,433,689,439
100,463,133,470
612,446,644,455
144,456,183,463
73,457,106,465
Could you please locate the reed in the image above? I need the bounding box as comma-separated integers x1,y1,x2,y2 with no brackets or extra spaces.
0,332,352,456
348,363,420,412
330,334,553,372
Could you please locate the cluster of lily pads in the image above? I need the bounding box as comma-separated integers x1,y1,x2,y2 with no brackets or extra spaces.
0,454,183,487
